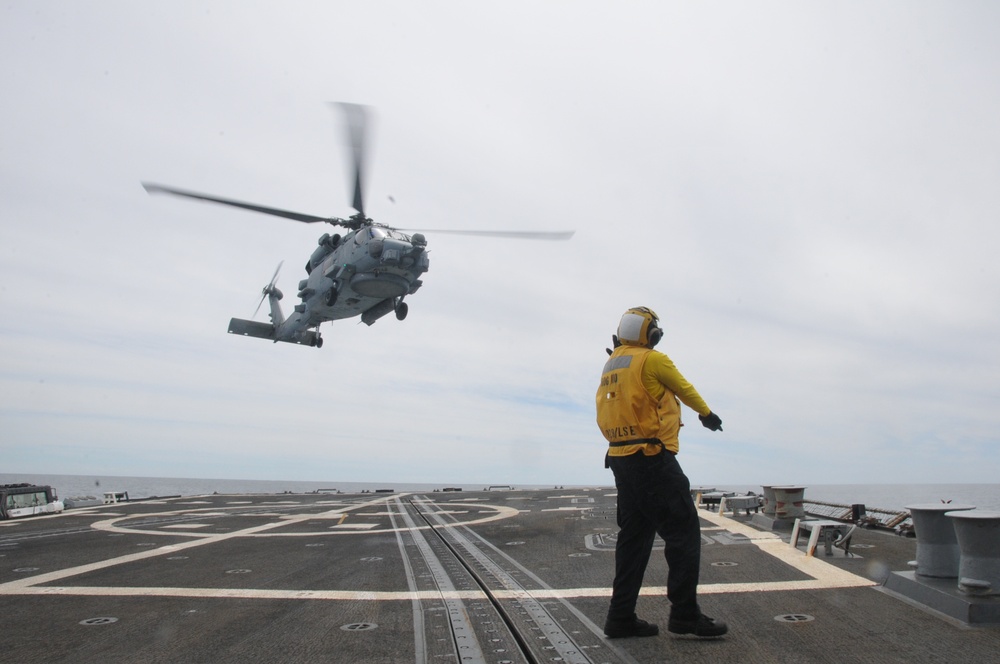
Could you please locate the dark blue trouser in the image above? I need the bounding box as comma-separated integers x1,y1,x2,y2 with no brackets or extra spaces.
606,450,702,621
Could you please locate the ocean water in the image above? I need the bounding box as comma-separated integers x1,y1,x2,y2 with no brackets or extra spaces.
700,483,1000,512
0,473,552,502
3,473,998,513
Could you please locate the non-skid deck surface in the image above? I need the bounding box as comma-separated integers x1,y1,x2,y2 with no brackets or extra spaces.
2,489,998,663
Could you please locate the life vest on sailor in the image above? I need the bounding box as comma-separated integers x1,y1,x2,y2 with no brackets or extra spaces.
596,345,681,456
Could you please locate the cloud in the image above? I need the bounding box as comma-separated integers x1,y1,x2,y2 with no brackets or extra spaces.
2,2,999,487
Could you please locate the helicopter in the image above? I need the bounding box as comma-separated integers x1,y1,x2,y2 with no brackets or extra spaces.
143,103,574,348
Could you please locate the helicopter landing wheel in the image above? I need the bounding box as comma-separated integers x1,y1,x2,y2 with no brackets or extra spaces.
315,336,324,348
395,302,408,321
327,289,338,306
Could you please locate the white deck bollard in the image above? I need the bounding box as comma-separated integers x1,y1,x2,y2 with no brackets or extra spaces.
906,503,975,578
947,510,1000,595
772,486,806,520
761,486,778,516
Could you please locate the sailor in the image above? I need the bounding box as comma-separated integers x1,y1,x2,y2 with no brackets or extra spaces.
596,306,728,639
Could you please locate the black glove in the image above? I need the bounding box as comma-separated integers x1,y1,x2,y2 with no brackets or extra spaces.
605,334,621,356
699,412,723,432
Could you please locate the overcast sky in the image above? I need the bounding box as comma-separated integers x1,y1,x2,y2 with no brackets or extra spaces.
2,1,998,489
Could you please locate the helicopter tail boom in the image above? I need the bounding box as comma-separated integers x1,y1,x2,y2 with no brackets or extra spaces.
228,318,277,341
227,318,323,347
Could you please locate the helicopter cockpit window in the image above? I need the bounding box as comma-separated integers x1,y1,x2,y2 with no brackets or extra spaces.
357,227,387,245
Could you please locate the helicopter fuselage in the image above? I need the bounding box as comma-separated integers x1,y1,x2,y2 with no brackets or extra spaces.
229,225,429,347
301,225,428,322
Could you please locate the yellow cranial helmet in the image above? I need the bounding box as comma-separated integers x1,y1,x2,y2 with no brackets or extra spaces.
617,307,662,347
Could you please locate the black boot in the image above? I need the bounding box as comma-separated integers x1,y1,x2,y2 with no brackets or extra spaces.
603,614,659,639
667,613,728,637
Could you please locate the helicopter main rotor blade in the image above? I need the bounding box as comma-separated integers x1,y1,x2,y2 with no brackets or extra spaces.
333,103,369,217
399,229,576,241
143,182,330,224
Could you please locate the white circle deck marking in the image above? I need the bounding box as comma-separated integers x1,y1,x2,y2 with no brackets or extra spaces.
0,495,876,606
88,497,519,538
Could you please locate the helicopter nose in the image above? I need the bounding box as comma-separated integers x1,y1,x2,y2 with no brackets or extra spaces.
378,238,416,267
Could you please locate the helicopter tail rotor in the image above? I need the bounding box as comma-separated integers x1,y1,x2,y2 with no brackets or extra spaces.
253,261,284,318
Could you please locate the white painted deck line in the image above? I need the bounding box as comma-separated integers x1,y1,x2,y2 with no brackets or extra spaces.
4,578,871,601
698,508,875,590
0,496,874,601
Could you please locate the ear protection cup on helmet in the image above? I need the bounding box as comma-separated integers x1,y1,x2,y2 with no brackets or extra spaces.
647,323,662,347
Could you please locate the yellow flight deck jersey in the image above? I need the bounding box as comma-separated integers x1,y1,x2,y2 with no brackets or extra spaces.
596,345,711,456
